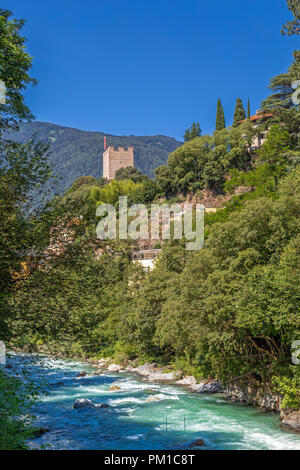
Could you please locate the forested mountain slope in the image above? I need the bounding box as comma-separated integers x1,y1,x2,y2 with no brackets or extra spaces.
5,121,182,194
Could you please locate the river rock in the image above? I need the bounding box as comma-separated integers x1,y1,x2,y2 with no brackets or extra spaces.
32,426,50,438
108,363,122,372
190,380,223,393
73,398,96,409
281,410,300,433
176,376,197,386
96,403,110,408
225,382,278,411
109,385,121,391
186,438,207,448
145,395,160,403
76,371,87,378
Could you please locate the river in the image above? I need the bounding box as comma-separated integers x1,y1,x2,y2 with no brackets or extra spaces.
8,353,300,450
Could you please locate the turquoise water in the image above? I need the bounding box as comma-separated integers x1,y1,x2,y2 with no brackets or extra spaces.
9,354,300,450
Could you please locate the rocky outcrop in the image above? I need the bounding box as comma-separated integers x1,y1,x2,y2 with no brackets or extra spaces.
73,398,96,409
109,385,121,391
107,363,123,372
190,380,223,393
76,371,87,378
126,363,176,382
176,376,197,386
183,438,207,448
73,398,110,409
281,410,300,433
225,382,279,412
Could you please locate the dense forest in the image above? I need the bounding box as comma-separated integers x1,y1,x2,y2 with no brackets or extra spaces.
0,3,300,449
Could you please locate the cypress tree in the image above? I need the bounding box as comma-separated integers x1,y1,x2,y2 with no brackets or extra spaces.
215,98,225,131
233,98,246,127
247,98,251,119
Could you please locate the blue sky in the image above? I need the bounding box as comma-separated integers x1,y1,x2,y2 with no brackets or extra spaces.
2,0,299,140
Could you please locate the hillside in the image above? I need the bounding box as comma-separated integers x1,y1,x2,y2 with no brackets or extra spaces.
5,121,182,195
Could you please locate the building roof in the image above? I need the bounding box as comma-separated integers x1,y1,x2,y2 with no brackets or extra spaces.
238,112,273,124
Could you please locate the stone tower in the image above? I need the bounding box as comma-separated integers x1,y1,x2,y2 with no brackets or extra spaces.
102,145,134,180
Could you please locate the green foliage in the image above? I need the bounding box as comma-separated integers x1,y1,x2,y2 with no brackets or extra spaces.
260,50,300,110
0,366,41,449
115,166,147,183
183,122,201,142
155,124,255,196
0,9,36,123
215,98,225,131
92,179,143,207
247,98,251,119
281,0,300,35
233,98,246,127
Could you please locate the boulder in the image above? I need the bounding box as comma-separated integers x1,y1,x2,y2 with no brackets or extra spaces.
108,363,122,372
145,395,160,403
190,380,223,393
176,376,197,386
76,371,87,378
281,410,300,433
109,385,121,391
32,427,50,438
96,403,110,408
186,438,207,448
73,398,96,409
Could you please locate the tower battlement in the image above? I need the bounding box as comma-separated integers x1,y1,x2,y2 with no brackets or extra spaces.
103,145,134,180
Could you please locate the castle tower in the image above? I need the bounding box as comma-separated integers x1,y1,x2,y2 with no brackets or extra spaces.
103,145,134,180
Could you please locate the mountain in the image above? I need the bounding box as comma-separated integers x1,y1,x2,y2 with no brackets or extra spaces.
6,121,182,195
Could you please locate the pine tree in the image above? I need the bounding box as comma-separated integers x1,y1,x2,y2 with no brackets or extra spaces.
247,98,251,119
215,98,225,131
233,98,246,127
183,122,201,142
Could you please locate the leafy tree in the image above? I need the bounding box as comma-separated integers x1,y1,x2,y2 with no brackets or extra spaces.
0,9,36,124
0,367,41,449
281,0,300,35
233,98,246,127
260,50,300,110
154,164,175,198
90,179,143,207
183,122,201,142
258,124,292,190
114,166,147,183
215,98,225,131
155,124,254,196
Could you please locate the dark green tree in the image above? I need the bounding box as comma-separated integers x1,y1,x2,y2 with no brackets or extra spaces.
247,98,251,119
281,0,300,35
183,122,201,142
260,50,300,110
0,9,37,125
114,166,147,183
233,98,246,127
215,98,225,131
